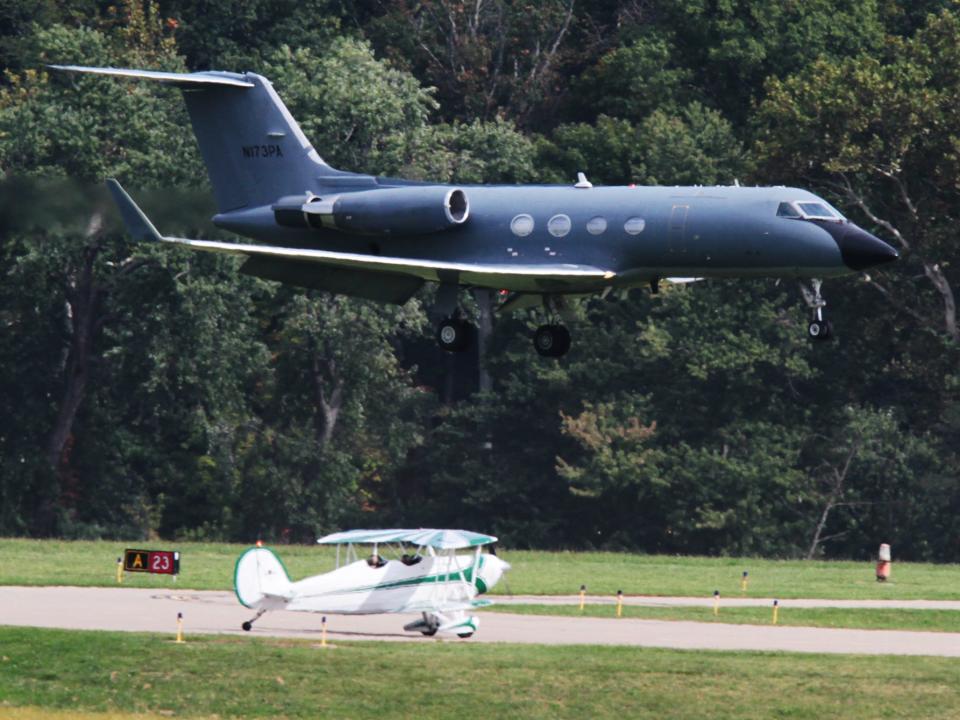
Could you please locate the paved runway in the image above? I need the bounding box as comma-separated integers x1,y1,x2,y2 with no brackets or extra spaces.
2,586,960,657
502,594,960,610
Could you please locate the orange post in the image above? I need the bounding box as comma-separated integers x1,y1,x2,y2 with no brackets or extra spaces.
772,600,779,625
616,590,623,618
116,557,123,584
175,612,185,644
579,585,586,612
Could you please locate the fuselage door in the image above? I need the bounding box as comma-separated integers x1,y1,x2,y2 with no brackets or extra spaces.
669,204,689,254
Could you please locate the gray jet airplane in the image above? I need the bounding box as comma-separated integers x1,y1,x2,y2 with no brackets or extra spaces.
53,65,898,357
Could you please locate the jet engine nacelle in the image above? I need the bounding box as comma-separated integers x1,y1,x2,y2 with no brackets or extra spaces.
273,186,470,236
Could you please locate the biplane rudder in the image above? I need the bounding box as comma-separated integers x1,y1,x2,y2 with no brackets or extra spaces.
234,546,293,608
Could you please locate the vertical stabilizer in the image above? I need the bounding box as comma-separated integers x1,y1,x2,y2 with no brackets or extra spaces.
234,547,293,608
181,72,332,211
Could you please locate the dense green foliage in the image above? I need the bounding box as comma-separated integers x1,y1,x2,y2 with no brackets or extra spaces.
1,1,958,560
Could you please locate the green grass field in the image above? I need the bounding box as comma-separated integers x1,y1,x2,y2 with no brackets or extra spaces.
3,537,960,600
485,603,960,632
1,626,959,720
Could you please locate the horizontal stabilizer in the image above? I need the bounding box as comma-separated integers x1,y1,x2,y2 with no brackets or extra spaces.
106,179,163,242
49,65,254,88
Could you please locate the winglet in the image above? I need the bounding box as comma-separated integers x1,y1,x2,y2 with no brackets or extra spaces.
106,179,163,242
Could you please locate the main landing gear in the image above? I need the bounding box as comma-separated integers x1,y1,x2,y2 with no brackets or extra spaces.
533,323,571,357
534,295,572,357
436,314,474,352
801,279,833,341
433,284,476,353
431,286,572,357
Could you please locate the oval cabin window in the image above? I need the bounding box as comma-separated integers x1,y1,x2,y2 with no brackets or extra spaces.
547,214,571,237
586,216,607,235
624,217,646,235
511,214,534,237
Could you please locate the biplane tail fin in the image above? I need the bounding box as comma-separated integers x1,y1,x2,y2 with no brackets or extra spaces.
234,547,294,608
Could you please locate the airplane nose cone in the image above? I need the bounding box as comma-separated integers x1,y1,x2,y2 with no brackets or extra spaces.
817,221,899,271
478,555,510,593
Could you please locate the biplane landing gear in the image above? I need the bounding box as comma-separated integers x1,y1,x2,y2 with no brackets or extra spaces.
801,278,833,342
405,612,440,636
242,608,267,631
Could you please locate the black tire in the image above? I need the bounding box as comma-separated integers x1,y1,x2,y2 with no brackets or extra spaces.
420,627,439,637
534,324,571,357
457,632,474,639
552,324,571,356
242,621,252,632
808,319,833,341
436,318,472,352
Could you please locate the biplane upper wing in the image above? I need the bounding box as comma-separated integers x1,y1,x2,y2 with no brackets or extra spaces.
316,528,497,549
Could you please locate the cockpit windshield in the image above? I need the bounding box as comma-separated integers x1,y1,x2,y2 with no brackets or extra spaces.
777,200,844,221
777,202,801,218
796,202,840,219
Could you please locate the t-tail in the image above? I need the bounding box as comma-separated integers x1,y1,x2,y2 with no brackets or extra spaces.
50,65,359,212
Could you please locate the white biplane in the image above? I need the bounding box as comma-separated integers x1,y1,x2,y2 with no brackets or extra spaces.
234,528,510,638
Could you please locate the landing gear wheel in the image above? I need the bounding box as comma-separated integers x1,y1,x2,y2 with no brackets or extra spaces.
242,621,252,632
457,632,474,639
801,279,833,342
534,324,571,357
420,628,439,637
807,319,833,341
436,318,473,352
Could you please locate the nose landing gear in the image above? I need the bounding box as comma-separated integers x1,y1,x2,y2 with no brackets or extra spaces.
801,279,833,341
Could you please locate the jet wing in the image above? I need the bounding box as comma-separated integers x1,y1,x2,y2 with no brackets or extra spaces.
107,180,615,291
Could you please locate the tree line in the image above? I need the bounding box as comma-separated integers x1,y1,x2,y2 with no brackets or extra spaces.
1,0,958,560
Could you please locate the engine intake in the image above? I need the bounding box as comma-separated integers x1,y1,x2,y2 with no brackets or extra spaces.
273,186,470,236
